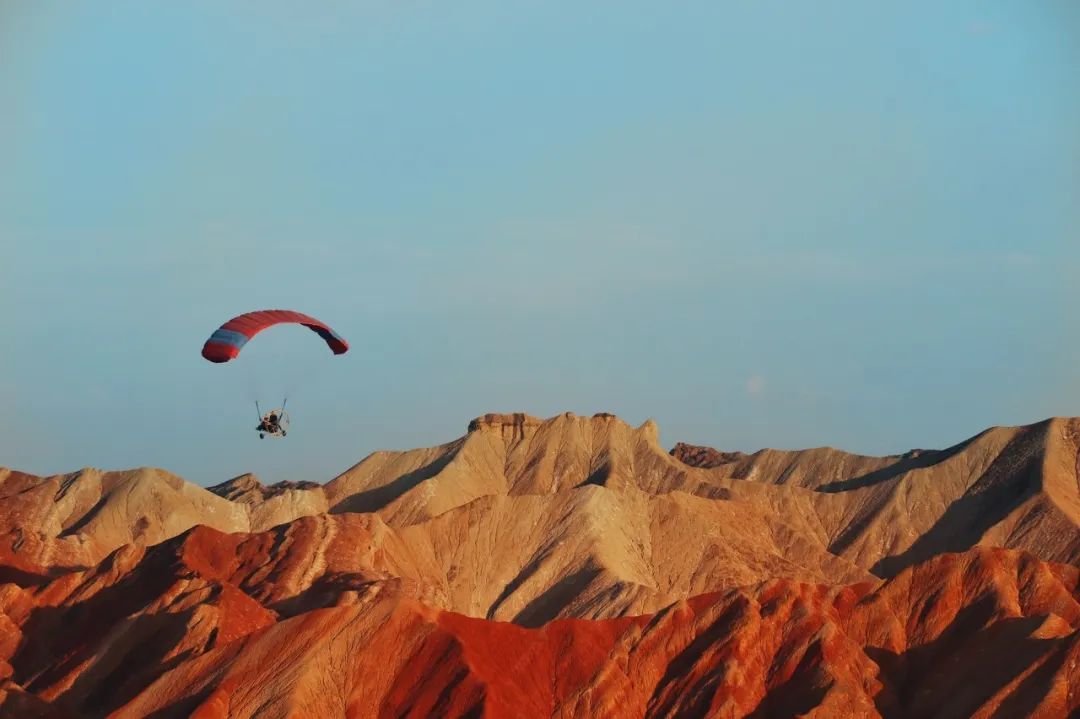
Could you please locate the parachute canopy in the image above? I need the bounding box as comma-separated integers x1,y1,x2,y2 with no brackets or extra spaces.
201,309,348,363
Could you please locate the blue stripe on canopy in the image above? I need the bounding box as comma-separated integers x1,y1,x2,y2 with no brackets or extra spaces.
209,328,250,349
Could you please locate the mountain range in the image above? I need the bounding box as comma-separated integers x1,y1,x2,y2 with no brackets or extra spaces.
2,412,1080,717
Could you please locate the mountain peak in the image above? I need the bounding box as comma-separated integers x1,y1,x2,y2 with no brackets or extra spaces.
670,442,747,468
208,474,321,503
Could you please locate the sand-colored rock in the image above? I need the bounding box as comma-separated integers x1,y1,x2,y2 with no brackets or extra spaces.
207,474,329,532
5,414,1080,587
0,467,250,570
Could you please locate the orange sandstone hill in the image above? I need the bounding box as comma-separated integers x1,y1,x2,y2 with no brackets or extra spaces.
2,412,1080,717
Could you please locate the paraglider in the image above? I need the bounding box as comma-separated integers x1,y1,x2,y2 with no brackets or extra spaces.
202,310,348,438
256,405,289,439
201,309,348,364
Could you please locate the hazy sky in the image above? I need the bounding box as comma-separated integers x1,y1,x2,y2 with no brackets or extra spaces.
2,2,1078,485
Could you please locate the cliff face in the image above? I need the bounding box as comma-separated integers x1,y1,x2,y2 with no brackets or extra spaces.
3,412,1080,717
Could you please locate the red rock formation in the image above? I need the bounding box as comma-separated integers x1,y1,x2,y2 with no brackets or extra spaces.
4,547,1075,718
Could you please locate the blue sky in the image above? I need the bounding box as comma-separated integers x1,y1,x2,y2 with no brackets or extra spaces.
2,1,1077,485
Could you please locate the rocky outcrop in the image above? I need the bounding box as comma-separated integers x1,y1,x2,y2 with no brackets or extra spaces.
670,441,747,468
467,412,545,433
207,474,321,502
